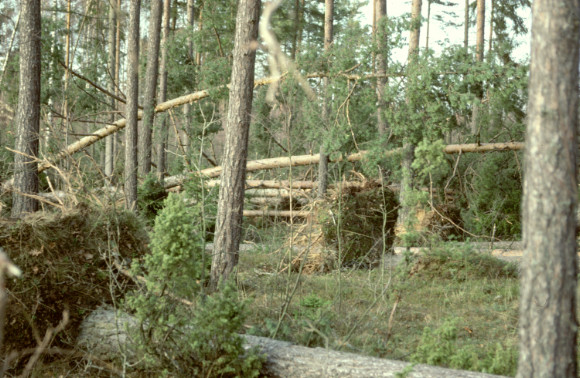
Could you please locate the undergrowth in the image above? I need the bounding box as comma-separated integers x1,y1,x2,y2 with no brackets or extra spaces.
126,188,263,377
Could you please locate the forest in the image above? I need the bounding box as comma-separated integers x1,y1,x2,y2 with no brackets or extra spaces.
0,0,578,376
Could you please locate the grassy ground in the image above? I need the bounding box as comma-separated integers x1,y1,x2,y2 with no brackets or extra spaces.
237,224,520,376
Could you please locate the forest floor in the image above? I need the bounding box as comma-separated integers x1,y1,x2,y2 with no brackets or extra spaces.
234,224,522,376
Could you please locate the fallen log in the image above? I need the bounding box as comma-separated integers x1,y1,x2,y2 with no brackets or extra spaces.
162,142,524,188
243,209,310,217
77,308,504,378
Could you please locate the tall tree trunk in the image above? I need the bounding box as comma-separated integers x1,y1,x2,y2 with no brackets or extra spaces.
156,0,171,181
471,0,485,136
11,0,41,218
114,0,122,170
517,0,580,376
44,1,56,156
318,0,333,199
181,0,195,159
425,0,431,50
488,0,494,53
105,0,117,180
138,0,163,176
210,0,261,289
124,0,141,211
396,0,422,240
375,0,388,136
463,0,469,49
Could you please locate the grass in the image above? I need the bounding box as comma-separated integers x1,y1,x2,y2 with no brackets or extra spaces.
237,224,520,376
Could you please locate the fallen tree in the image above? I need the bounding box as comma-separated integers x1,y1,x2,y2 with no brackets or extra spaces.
77,307,505,378
163,142,525,188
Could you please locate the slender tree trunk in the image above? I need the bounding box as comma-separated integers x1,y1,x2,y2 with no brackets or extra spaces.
375,0,388,137
114,0,122,169
210,0,261,289
156,0,171,181
463,0,469,49
44,1,56,156
471,0,485,136
124,0,141,210
11,0,41,218
318,0,333,199
105,1,117,180
291,0,301,59
396,0,422,239
138,0,163,176
425,0,431,50
517,0,580,376
181,0,195,158
488,0,494,53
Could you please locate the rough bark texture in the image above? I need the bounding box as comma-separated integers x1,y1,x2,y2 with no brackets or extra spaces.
11,0,41,217
464,0,469,48
318,0,333,198
375,0,388,136
517,0,580,376
105,1,117,179
210,0,260,289
124,0,141,211
138,0,163,176
155,0,171,181
396,0,421,239
471,0,485,136
77,308,505,378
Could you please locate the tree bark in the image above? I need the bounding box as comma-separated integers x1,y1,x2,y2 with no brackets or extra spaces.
517,0,580,376
138,0,163,176
210,0,260,289
396,0,422,240
105,1,117,180
155,0,171,181
77,308,505,378
124,0,141,211
11,0,41,218
375,0,388,136
318,0,333,199
471,0,485,136
463,0,469,49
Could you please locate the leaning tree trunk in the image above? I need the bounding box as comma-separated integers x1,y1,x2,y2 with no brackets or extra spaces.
138,0,163,176
77,308,505,378
210,0,261,289
124,0,141,210
11,0,41,218
517,0,580,376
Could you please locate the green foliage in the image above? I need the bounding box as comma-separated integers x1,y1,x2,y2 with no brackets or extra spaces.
408,242,519,281
412,139,450,187
411,319,517,376
293,294,334,347
462,153,522,239
137,173,168,225
126,190,262,376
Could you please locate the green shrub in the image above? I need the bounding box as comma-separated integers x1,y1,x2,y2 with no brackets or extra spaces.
137,173,168,225
126,190,262,376
462,153,522,239
411,319,517,376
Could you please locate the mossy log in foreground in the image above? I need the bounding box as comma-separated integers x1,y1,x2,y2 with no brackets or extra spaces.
78,307,506,378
